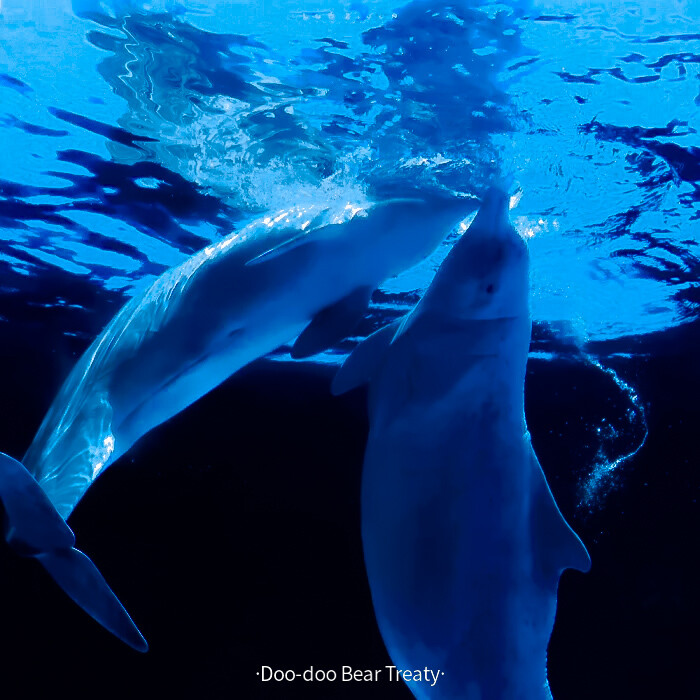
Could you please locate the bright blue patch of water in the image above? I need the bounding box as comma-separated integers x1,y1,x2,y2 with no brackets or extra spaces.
0,0,697,506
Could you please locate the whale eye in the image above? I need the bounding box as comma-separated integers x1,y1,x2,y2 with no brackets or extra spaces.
486,284,495,294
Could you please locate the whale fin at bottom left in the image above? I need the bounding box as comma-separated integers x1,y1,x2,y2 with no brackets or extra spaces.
0,452,148,652
36,547,148,652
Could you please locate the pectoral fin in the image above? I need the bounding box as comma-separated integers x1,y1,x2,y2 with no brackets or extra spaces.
529,449,591,583
291,286,373,359
331,319,400,395
37,548,148,652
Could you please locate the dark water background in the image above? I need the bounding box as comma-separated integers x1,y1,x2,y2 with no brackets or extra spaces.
0,294,696,699
0,1,698,698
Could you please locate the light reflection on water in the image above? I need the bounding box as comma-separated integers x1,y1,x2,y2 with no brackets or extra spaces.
0,0,697,505
1,0,697,343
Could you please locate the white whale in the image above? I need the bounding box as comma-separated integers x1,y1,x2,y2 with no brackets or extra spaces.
332,188,591,699
0,192,473,650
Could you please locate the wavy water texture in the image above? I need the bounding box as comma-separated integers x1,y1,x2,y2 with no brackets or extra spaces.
498,0,700,339
1,1,696,337
0,0,697,506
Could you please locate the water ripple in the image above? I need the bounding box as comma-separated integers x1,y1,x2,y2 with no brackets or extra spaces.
0,0,697,343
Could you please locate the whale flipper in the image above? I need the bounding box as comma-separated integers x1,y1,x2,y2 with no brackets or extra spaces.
37,548,148,652
331,319,400,395
290,286,373,359
0,452,147,652
530,450,591,581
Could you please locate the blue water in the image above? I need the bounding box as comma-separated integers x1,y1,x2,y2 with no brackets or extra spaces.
0,2,696,503
0,3,697,697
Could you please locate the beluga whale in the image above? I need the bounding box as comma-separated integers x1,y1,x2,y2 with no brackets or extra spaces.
332,187,591,699
0,192,474,651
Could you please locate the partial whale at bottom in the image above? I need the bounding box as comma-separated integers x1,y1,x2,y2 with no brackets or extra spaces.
333,187,591,699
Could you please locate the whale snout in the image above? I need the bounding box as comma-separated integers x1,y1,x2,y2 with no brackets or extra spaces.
453,184,528,274
470,186,512,237
419,184,530,321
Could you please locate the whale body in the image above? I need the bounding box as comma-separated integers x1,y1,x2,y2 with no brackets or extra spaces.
332,188,591,699
0,192,473,649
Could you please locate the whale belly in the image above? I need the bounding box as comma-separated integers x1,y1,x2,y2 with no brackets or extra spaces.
30,312,308,518
112,319,306,453
361,408,554,700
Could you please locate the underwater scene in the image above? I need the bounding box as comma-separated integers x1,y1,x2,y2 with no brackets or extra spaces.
0,0,697,698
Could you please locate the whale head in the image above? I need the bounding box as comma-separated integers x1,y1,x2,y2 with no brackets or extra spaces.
422,186,529,322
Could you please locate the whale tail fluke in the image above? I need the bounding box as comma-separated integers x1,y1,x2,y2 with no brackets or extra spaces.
37,547,148,652
0,452,148,652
